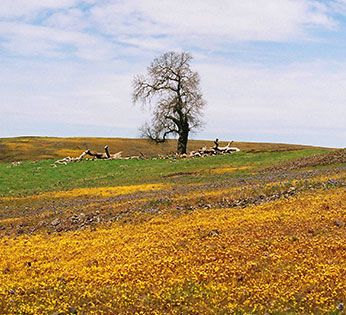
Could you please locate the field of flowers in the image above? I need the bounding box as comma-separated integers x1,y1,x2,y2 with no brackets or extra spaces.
1,150,346,314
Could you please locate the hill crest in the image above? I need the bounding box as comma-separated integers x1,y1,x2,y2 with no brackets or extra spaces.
0,136,330,162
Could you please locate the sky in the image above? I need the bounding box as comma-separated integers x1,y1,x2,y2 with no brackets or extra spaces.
1,0,346,147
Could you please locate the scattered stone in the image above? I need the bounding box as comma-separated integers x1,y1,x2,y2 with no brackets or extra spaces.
334,219,345,227
207,229,220,237
264,148,346,173
67,307,78,314
16,229,24,236
3,267,10,274
51,218,61,226
295,294,305,302
7,161,22,168
70,214,79,222
87,259,98,267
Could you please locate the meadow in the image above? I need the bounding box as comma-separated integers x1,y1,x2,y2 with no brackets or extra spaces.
1,138,346,314
0,137,327,162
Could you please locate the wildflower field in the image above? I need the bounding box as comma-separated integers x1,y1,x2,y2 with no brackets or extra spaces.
1,142,346,314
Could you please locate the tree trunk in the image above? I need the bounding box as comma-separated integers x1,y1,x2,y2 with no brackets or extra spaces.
177,129,189,154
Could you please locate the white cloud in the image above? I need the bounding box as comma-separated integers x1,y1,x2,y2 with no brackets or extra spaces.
1,0,345,147
2,56,346,146
0,60,148,129
198,60,346,138
0,21,119,60
0,0,78,20
91,0,336,42
330,0,346,13
0,0,339,60
44,8,90,31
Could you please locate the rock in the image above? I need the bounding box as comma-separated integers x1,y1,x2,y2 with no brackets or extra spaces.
51,218,61,226
87,259,98,267
70,214,79,222
295,294,305,302
334,219,345,227
25,261,32,267
207,229,220,237
68,307,78,314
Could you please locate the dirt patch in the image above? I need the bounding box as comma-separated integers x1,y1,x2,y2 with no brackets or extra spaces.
264,149,346,172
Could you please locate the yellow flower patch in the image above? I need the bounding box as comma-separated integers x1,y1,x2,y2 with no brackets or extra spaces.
0,217,20,224
209,166,252,174
55,149,82,158
48,184,167,198
1,187,346,314
0,184,167,201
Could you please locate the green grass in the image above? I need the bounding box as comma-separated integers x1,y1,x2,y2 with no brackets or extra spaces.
0,149,328,197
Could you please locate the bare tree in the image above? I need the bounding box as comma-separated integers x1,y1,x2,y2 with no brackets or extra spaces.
132,51,206,154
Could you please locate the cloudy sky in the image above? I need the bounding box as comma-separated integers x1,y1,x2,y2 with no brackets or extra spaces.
1,0,346,147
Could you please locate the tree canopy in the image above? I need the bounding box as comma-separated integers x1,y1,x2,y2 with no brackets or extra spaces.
132,51,206,154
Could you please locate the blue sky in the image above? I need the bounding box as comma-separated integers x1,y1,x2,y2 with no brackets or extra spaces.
1,0,346,147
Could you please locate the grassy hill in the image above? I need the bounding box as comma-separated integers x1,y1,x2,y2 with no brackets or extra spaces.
0,136,330,162
1,138,346,314
0,148,330,197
